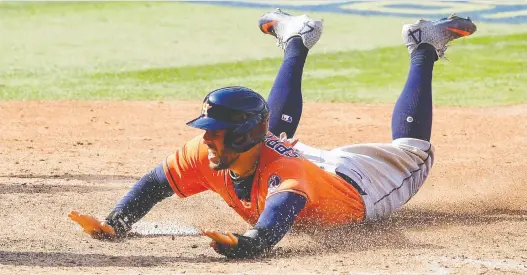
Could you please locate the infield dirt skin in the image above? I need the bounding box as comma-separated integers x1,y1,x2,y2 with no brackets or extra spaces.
0,101,526,275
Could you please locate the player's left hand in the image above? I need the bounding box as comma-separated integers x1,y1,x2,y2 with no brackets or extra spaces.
203,229,269,259
68,211,117,241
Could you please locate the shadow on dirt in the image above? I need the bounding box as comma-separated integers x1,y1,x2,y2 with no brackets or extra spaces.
270,207,527,258
0,183,116,194
376,207,527,229
0,174,139,194
0,251,227,267
1,174,138,181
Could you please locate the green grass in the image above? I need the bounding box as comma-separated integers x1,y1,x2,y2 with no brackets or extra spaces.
3,32,526,106
93,32,527,106
1,2,526,105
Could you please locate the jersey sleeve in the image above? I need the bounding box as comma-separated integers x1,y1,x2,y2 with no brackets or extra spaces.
253,191,307,246
163,134,209,198
262,159,315,202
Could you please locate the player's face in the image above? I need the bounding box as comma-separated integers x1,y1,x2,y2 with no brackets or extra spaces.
202,129,239,170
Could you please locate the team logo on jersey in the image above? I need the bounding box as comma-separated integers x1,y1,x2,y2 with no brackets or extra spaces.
240,200,252,208
281,114,292,123
268,174,281,192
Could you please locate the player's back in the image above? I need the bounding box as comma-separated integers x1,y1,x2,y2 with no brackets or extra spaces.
258,135,366,229
164,132,366,230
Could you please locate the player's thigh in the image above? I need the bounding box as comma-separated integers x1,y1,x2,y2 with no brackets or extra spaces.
331,138,434,219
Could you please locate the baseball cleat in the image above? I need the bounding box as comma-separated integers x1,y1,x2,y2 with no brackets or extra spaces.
258,8,323,50
402,14,477,58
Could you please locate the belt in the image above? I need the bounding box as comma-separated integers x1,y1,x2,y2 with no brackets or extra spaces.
336,171,367,196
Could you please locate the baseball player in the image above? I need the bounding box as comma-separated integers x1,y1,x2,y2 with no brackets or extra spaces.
70,9,477,258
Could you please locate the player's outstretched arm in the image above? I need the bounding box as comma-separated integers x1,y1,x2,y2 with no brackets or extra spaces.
205,191,306,258
69,164,174,239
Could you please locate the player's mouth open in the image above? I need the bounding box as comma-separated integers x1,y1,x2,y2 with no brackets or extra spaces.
208,149,218,161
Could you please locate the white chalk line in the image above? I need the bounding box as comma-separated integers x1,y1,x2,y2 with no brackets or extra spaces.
130,221,201,236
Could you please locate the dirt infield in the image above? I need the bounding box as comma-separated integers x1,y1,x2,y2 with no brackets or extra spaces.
1,101,526,275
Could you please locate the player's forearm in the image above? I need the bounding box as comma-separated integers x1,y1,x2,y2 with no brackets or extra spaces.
211,193,306,259
105,164,174,235
253,191,307,246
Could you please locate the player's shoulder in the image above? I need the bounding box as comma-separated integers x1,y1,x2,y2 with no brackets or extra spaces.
173,133,208,164
180,133,204,150
186,133,205,146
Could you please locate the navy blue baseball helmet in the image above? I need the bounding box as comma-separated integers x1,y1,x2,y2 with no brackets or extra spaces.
186,86,270,152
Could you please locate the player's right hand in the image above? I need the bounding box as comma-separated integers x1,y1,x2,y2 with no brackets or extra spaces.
204,229,269,259
68,211,117,240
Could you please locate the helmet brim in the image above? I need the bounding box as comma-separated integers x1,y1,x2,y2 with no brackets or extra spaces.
186,116,239,130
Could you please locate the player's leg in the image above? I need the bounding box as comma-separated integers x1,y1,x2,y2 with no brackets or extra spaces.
331,15,477,220
373,15,477,218
391,14,477,141
258,9,323,138
266,37,306,139
390,43,436,141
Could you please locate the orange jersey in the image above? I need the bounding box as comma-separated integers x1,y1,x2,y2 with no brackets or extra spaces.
163,132,365,229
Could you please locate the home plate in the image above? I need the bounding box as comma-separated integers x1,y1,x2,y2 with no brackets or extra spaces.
129,221,202,238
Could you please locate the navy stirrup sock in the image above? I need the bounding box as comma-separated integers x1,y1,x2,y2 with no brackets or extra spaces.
267,37,308,138
391,43,437,142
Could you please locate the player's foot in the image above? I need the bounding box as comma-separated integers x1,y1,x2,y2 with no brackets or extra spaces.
258,8,323,50
402,14,477,58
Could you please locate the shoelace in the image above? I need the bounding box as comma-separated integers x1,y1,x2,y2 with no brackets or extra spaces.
271,8,287,49
266,28,286,49
276,37,286,49
437,45,449,60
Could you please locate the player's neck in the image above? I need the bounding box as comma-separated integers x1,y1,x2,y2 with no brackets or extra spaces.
229,144,262,179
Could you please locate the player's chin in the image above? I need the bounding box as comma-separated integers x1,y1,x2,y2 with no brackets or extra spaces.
209,158,229,171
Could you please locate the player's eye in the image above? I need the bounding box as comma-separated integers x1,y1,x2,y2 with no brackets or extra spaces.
205,130,221,138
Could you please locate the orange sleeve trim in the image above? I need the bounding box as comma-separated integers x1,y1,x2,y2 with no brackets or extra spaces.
163,156,186,198
267,188,309,201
